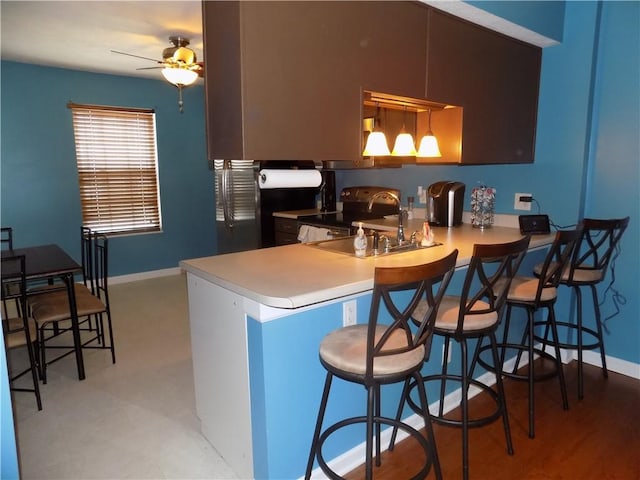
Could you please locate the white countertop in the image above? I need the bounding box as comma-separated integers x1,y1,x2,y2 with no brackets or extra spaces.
180,224,554,309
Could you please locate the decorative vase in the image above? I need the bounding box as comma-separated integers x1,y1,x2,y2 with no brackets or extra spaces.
471,186,495,229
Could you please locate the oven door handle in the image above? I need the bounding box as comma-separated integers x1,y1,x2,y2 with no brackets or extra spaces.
326,229,350,237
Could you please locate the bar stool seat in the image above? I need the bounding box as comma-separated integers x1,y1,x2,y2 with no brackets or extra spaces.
305,250,458,480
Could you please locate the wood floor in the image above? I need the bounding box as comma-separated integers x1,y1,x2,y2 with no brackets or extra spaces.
345,361,640,479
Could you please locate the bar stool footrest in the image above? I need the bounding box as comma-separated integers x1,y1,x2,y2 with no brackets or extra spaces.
315,415,435,480
533,320,602,351
478,344,561,383
411,374,503,429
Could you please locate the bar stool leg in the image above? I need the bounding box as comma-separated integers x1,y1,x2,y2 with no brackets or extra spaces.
460,338,470,480
590,284,608,378
548,306,569,410
305,373,333,479
489,332,514,455
574,286,585,400
527,308,535,438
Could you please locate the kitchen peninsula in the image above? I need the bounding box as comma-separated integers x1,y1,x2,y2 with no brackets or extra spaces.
180,224,554,479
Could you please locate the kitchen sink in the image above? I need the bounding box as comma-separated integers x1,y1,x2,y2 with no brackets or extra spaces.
304,234,441,258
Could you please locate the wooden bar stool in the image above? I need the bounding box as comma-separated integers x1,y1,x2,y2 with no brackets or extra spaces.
478,228,583,438
535,217,629,400
305,250,458,480
401,237,530,480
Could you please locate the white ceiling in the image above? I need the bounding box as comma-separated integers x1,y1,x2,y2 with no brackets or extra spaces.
0,1,555,84
1,1,203,81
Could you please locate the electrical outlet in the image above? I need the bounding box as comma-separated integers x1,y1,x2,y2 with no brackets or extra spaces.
343,300,357,326
514,192,532,211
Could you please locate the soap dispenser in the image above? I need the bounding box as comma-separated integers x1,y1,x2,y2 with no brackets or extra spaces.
353,222,367,257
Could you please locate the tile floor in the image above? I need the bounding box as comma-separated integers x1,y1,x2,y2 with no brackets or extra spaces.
9,274,239,479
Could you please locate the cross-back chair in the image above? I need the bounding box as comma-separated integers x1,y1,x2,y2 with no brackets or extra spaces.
305,249,459,480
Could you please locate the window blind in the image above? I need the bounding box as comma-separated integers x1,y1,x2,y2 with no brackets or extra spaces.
69,103,162,235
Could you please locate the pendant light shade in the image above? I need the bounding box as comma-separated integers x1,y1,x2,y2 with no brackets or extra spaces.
363,131,391,156
391,106,417,156
417,109,442,158
417,134,441,157
391,132,417,156
362,104,391,156
162,67,199,87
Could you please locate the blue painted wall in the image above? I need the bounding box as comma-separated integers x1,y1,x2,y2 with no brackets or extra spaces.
0,62,216,277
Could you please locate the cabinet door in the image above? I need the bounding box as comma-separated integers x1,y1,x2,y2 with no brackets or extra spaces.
204,1,428,161
203,1,244,160
426,8,541,164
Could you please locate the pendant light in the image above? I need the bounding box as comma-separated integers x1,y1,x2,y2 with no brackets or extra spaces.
417,108,442,157
362,104,391,156
391,106,417,156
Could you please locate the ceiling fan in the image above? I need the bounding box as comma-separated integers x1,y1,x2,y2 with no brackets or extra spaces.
112,36,204,113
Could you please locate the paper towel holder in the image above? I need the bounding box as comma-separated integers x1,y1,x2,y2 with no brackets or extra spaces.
258,169,322,189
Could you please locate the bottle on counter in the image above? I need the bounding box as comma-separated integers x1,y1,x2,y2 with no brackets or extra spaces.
353,222,367,257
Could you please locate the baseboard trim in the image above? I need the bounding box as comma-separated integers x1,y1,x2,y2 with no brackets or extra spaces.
109,267,183,285
577,350,640,380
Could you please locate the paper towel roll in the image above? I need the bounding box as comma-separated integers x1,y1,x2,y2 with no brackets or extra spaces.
258,169,322,189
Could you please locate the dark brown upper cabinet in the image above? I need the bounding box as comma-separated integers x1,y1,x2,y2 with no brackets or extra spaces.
203,1,429,161
426,8,541,164
203,2,541,165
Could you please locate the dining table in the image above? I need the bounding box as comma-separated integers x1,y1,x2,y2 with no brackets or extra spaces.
1,244,85,380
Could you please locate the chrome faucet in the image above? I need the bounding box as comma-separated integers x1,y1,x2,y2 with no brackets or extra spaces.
367,191,405,244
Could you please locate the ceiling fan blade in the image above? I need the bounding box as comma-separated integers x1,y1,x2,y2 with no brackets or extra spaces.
136,66,163,71
110,50,162,63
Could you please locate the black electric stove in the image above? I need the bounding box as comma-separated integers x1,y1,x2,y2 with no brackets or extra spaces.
297,186,401,235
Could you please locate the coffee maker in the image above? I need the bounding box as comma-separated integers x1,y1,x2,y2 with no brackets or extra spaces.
427,181,465,227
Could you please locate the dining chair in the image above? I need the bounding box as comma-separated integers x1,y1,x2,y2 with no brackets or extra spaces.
477,228,583,438
29,233,115,383
1,227,22,320
305,250,458,480
402,236,530,480
536,217,629,400
2,254,43,410
1,227,13,249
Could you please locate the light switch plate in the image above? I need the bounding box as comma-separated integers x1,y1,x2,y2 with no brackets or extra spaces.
343,300,357,326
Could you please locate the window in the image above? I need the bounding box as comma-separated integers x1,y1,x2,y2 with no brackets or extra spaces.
69,103,162,235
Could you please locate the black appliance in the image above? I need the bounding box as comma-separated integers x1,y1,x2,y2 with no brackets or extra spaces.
427,181,465,227
297,186,400,237
320,170,337,212
215,160,318,253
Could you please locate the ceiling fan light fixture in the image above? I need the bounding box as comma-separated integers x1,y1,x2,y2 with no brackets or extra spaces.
162,67,198,87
